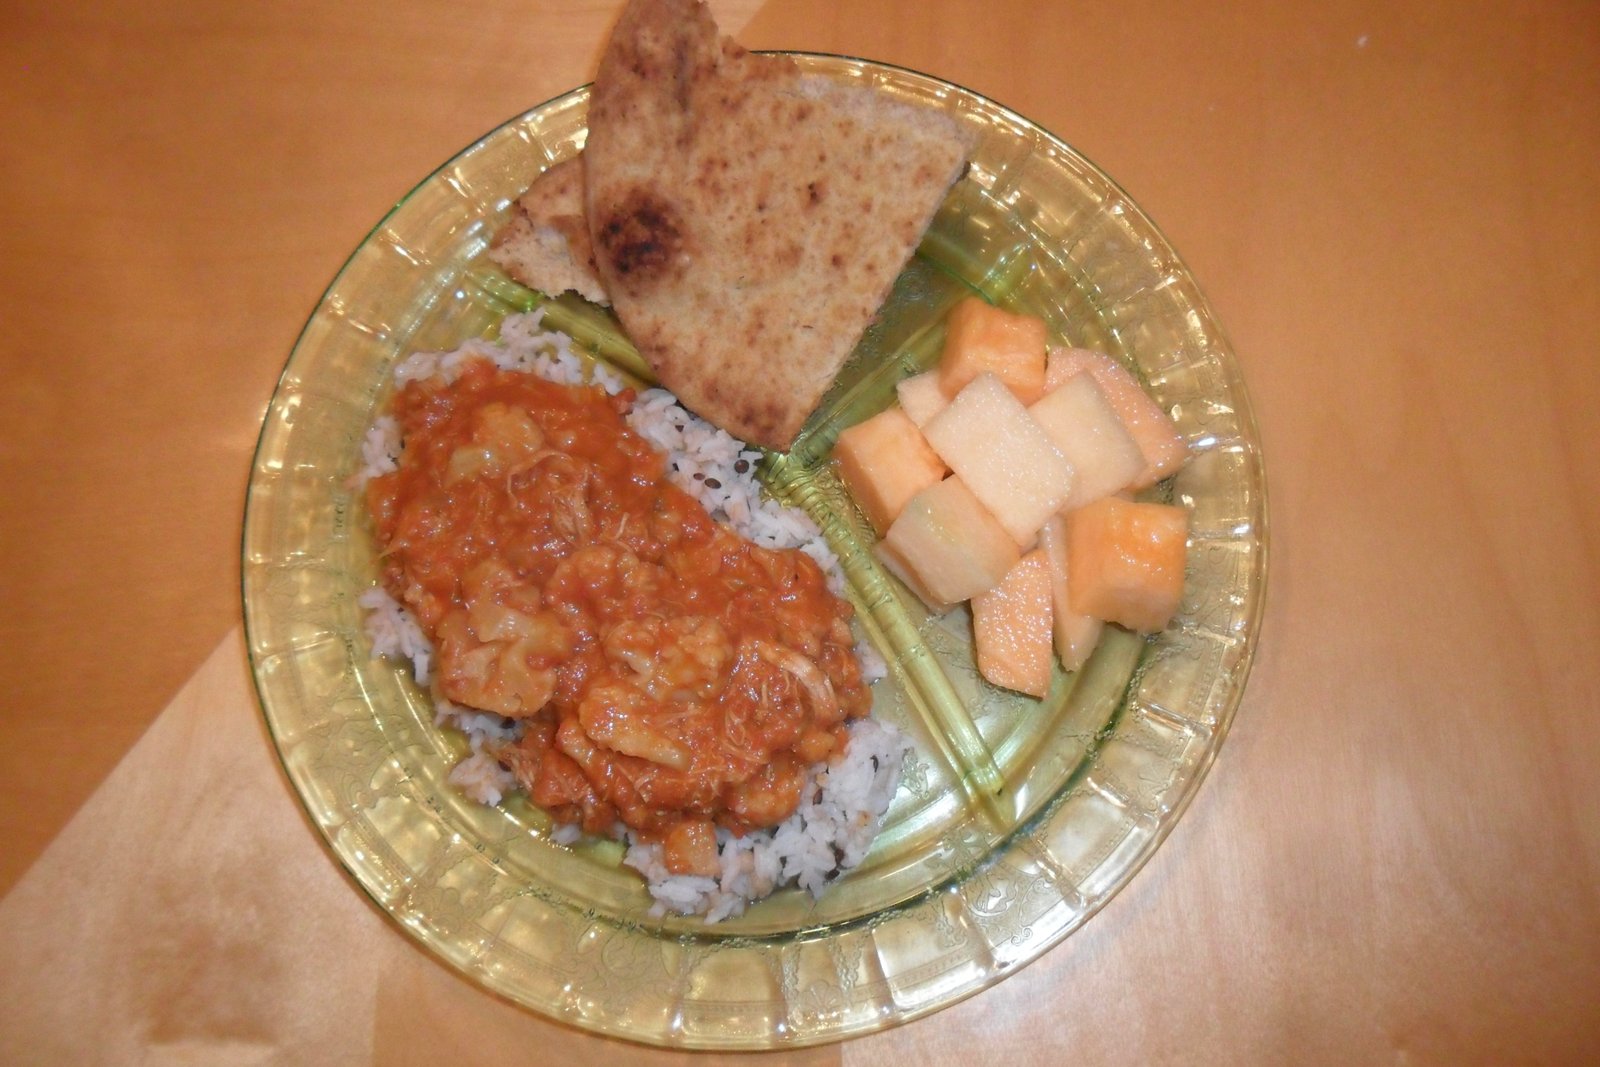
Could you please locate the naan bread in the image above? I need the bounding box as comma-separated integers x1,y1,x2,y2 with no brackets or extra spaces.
488,157,609,305
584,0,972,450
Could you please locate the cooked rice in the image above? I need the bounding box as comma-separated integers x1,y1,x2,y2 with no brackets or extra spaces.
620,716,907,922
357,310,902,920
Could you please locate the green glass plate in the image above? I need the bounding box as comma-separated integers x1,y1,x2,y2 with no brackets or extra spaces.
242,54,1267,1050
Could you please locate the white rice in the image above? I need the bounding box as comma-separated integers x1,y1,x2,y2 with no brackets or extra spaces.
357,310,902,920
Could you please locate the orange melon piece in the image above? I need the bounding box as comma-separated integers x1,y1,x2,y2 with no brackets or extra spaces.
832,407,947,536
1045,347,1188,489
922,372,1074,546
972,549,1055,698
1037,515,1104,671
938,297,1048,405
896,369,950,427
1066,497,1188,633
877,475,1020,612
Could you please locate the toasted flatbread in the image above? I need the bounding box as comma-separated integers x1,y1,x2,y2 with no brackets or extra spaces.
488,157,609,306
583,0,972,450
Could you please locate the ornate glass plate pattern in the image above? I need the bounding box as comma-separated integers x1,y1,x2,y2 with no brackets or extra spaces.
242,55,1266,1050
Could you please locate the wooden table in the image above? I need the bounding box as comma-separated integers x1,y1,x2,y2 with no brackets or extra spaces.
3,0,1597,1061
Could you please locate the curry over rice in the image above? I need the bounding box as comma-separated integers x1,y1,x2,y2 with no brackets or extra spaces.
365,359,871,877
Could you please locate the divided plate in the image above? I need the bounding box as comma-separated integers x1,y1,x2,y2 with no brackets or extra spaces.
242,54,1267,1050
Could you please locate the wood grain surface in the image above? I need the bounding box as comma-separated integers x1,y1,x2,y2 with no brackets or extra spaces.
2,0,1597,1062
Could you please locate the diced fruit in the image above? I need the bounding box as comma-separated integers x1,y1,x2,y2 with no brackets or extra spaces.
922,373,1074,546
832,407,947,535
1045,347,1188,489
1038,515,1104,671
938,297,1048,404
896,369,950,427
1029,372,1146,511
877,475,1021,611
1065,497,1188,633
973,550,1055,697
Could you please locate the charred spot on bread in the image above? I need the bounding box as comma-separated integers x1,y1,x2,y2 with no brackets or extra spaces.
596,188,685,290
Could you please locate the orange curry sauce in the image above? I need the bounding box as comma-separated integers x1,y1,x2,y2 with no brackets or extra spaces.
366,359,869,875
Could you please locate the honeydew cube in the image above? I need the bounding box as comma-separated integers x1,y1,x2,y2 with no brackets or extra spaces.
1066,496,1189,633
832,407,947,535
1038,515,1104,671
972,549,1055,698
1045,347,1189,489
896,369,950,427
922,373,1074,546
876,475,1021,612
1029,372,1146,511
938,297,1048,404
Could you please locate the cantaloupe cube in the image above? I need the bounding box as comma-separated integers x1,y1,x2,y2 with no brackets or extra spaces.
1037,515,1104,671
1045,347,1188,489
896,369,950,427
922,373,1074,546
832,407,947,536
972,550,1055,698
1065,497,1188,633
877,475,1020,612
938,297,1048,404
1029,373,1146,511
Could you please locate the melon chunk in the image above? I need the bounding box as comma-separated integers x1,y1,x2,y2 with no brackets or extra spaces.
832,407,946,535
896,369,950,427
1065,497,1188,633
1045,347,1188,489
877,475,1021,611
1029,373,1146,511
1037,515,1104,671
972,549,1055,697
938,297,1048,404
922,373,1074,546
